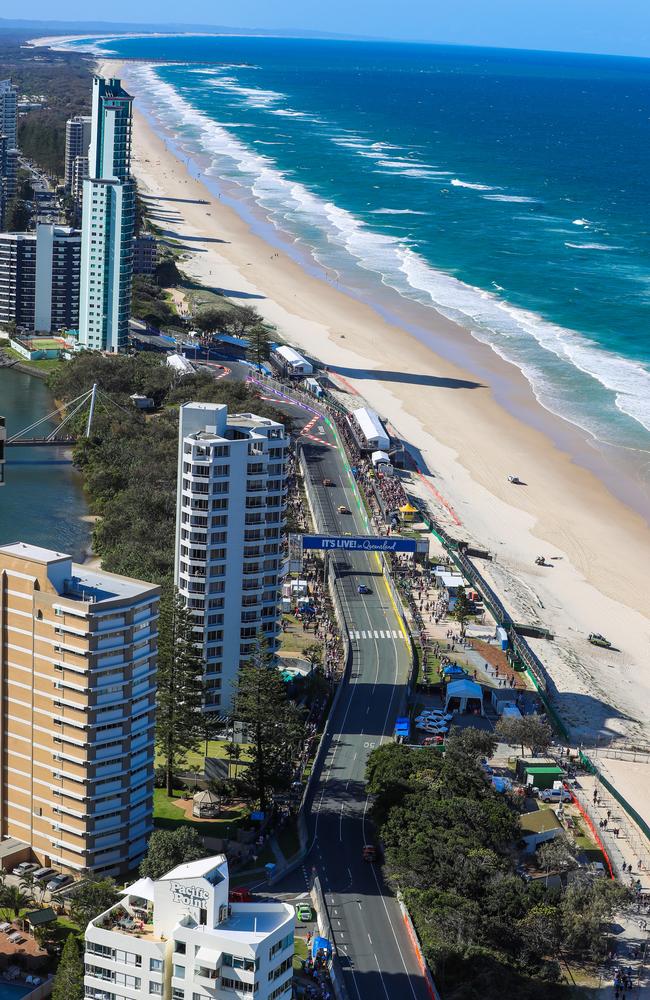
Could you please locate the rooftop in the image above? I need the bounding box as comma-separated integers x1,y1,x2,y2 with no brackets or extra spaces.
160,856,227,883
66,566,158,605
0,542,68,564
0,543,158,605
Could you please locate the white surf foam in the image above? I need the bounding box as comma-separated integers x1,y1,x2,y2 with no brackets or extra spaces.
565,242,618,251
482,194,540,203
133,64,650,447
572,218,590,226
371,208,428,215
451,178,500,191
208,75,285,109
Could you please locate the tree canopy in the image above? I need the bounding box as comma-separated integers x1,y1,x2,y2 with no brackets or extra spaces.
233,641,305,811
52,934,84,1000
156,588,206,795
496,714,553,758
365,737,628,999
139,827,205,880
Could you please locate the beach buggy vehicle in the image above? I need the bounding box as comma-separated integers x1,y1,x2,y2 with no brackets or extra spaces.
322,478,335,487
507,475,522,484
337,504,351,514
357,585,372,595
588,633,612,648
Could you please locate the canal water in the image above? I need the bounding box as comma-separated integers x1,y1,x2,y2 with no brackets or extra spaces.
0,368,90,559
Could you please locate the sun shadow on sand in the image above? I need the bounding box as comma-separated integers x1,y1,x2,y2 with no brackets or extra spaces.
327,364,484,390
142,195,210,205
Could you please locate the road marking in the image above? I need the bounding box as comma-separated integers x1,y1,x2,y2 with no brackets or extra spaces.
368,933,373,945
349,628,403,640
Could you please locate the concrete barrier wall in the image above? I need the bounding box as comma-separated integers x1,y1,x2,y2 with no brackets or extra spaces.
311,876,350,1000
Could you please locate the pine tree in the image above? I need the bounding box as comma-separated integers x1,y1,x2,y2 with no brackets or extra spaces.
233,641,305,812
155,587,206,795
247,325,271,371
52,935,83,1000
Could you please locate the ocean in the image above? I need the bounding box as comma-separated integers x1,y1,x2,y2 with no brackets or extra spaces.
68,34,650,460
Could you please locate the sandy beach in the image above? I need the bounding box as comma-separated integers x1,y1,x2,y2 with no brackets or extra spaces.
101,57,650,746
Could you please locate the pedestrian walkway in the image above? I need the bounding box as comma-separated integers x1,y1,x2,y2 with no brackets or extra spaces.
348,628,401,640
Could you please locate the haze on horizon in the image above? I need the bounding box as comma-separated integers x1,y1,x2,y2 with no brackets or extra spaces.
9,0,650,60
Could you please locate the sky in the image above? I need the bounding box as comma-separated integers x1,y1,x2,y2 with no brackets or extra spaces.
14,0,650,59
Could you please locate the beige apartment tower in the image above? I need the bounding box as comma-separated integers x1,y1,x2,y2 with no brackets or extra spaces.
0,543,159,877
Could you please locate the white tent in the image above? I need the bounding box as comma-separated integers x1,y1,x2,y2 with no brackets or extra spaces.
273,345,313,374
445,678,484,715
352,406,390,451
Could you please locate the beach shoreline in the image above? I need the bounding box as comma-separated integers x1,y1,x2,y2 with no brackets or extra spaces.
98,53,650,744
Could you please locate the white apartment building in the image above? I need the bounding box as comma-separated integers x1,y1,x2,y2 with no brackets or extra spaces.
79,77,135,352
84,855,294,1000
175,403,289,714
0,79,18,149
0,542,159,877
65,115,92,196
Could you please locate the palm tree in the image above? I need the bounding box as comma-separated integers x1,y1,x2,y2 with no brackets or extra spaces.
1,886,30,918
19,872,37,902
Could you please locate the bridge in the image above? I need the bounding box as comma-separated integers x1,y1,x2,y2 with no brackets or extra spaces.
0,384,121,482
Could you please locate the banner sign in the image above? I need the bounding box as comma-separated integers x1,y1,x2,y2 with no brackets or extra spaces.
302,534,416,553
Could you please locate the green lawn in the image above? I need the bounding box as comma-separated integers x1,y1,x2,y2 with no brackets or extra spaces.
293,937,308,971
153,788,248,837
1,345,63,373
279,617,321,656
155,740,251,774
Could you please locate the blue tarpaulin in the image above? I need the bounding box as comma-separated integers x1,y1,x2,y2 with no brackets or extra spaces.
312,937,332,960
394,717,410,736
443,664,465,676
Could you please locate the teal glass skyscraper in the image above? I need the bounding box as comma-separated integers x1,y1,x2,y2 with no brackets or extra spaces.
79,77,135,352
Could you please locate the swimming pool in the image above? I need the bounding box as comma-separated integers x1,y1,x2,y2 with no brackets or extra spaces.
0,983,35,1000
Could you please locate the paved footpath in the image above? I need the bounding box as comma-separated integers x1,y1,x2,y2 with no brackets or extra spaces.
572,772,650,996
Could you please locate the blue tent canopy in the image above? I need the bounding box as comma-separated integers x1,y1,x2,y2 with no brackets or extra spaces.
312,937,332,960
443,664,465,676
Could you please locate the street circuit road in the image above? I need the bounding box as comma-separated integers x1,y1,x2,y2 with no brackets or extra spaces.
254,383,431,1000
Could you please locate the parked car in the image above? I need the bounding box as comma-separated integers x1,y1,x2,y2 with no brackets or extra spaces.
46,873,73,893
12,862,38,877
357,585,372,595
422,735,445,746
295,904,313,922
539,787,572,804
415,712,452,724
32,868,57,884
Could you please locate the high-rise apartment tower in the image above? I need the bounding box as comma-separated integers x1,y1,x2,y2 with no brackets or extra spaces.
64,114,92,200
0,542,159,877
78,77,135,352
175,403,289,714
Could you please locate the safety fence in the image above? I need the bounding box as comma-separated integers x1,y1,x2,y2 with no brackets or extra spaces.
580,751,650,850
397,896,442,1000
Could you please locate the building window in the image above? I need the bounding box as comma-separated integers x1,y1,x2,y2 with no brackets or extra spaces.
150,983,163,995
173,965,185,979
150,959,164,972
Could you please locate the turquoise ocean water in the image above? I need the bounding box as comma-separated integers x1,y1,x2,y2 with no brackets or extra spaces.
68,35,650,466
